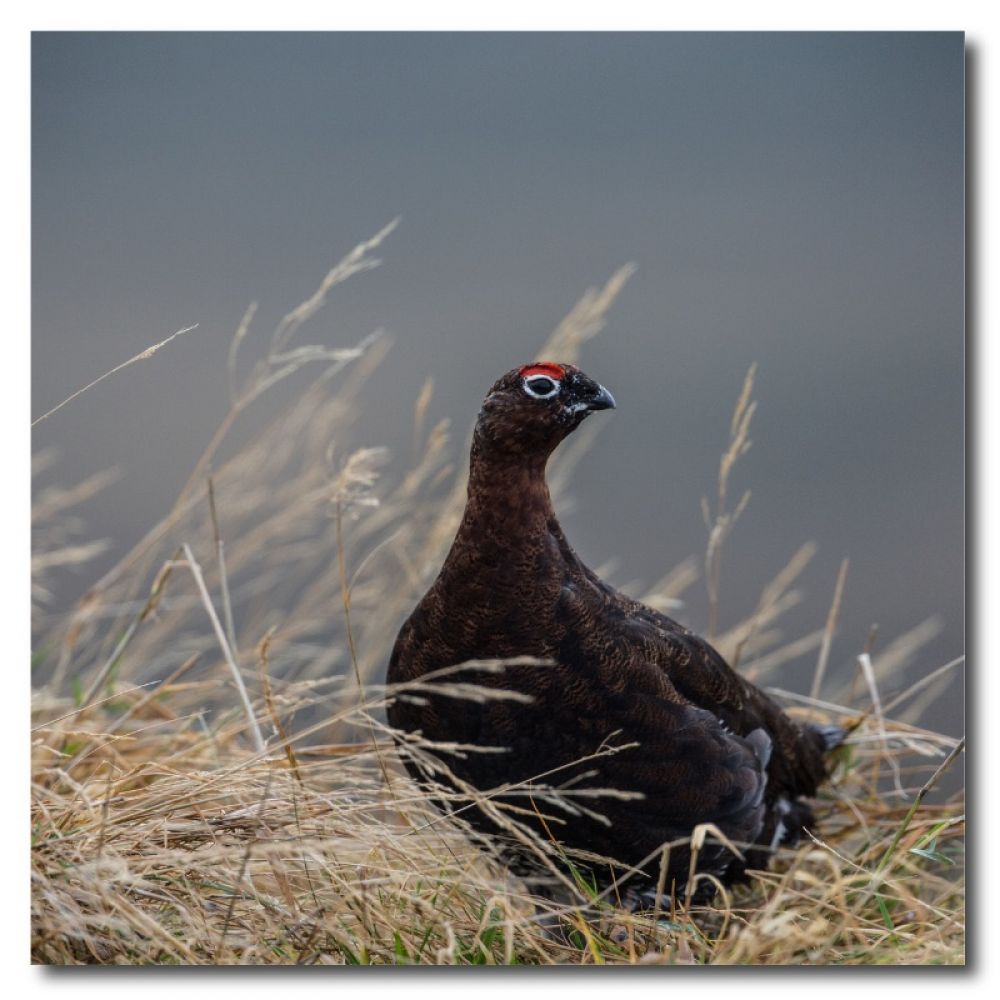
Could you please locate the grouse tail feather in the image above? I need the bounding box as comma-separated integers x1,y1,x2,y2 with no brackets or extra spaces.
810,722,846,752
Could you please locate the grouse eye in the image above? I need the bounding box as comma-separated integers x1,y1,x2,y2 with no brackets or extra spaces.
523,375,559,399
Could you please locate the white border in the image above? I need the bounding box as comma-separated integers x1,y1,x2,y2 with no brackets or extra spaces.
7,6,990,994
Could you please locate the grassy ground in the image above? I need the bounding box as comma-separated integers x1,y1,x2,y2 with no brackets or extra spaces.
30,227,964,965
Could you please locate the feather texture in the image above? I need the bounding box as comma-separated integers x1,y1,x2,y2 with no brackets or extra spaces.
387,364,841,902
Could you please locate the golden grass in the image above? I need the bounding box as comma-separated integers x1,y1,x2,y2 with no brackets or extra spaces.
30,226,964,965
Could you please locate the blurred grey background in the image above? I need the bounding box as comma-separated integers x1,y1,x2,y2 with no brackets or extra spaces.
31,33,964,736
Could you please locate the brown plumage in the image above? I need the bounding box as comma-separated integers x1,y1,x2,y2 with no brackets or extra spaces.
387,362,841,904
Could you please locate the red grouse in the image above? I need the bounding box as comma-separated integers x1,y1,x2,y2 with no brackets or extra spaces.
387,362,841,905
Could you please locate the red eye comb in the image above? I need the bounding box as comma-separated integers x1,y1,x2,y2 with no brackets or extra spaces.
518,362,565,380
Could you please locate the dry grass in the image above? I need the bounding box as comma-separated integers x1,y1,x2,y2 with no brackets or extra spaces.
30,226,965,965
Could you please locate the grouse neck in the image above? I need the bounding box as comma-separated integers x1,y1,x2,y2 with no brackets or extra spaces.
461,443,555,535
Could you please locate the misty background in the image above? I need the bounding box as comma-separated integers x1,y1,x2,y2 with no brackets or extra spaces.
31,32,964,738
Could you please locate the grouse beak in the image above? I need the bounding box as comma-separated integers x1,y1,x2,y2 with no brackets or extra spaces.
587,384,617,412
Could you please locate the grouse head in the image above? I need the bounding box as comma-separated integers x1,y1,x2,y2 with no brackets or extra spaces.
473,362,616,462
